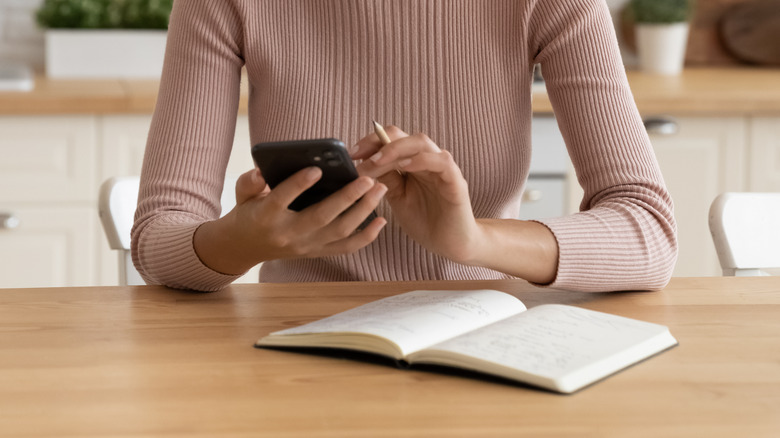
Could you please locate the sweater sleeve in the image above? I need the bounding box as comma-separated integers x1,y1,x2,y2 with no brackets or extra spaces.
131,0,246,291
528,0,678,291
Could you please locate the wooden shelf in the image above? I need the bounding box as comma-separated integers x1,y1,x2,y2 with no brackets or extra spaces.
1,67,779,116
533,67,780,116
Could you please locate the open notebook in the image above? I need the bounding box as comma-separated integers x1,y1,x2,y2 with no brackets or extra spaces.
257,289,677,393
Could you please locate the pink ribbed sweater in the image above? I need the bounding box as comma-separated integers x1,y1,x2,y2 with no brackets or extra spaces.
132,0,677,292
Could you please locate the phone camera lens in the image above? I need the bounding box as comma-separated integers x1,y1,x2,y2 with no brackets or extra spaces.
323,150,337,159
327,159,341,167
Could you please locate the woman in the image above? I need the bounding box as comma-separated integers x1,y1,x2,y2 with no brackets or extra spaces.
132,0,677,292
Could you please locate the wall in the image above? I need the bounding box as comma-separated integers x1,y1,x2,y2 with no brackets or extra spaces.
1,0,632,74
605,0,636,66
0,0,44,71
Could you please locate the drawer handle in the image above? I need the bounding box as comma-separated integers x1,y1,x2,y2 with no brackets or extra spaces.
523,190,543,202
0,213,20,230
643,117,679,136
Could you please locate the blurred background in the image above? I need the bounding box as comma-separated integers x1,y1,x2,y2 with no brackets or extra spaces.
2,0,776,74
0,0,779,287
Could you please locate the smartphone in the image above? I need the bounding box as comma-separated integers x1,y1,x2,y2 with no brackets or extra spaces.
251,138,377,226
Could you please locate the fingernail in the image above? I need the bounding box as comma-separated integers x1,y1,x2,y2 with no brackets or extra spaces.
398,158,412,168
357,177,375,191
306,166,322,181
369,151,383,163
350,144,360,155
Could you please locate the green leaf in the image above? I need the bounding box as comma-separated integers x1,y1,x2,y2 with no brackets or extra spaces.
36,0,173,29
630,0,694,24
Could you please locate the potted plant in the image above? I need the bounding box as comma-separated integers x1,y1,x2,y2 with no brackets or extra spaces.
630,0,694,75
36,0,173,79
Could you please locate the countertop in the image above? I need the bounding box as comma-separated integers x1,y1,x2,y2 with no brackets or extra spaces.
0,67,778,116
534,67,780,116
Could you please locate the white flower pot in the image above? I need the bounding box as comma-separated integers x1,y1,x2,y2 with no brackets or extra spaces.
635,23,689,75
45,30,167,79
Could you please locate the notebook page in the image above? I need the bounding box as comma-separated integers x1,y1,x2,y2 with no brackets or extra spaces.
417,304,674,383
269,289,525,356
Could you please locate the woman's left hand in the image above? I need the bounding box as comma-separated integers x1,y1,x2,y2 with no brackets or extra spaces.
352,126,483,264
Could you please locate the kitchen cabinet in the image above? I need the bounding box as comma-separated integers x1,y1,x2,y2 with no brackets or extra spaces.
748,117,780,192
0,114,258,288
0,116,98,287
521,116,571,221
2,69,779,285
2,113,774,285
0,206,98,288
647,116,747,277
98,114,258,286
562,116,748,277
0,116,97,203
99,115,254,179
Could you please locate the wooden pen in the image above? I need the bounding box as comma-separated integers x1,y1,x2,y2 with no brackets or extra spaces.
372,120,391,145
372,120,405,175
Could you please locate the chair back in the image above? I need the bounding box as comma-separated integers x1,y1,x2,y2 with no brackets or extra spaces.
708,192,780,276
98,176,237,285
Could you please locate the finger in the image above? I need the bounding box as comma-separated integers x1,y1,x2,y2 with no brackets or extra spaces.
396,151,469,200
265,166,322,212
300,176,378,227
369,133,441,164
235,168,268,204
382,125,410,142
360,133,442,177
320,215,388,256
397,151,463,184
349,133,383,160
320,183,388,239
350,124,409,160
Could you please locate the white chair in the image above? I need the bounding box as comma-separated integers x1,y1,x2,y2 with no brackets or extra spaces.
98,176,239,285
708,192,780,276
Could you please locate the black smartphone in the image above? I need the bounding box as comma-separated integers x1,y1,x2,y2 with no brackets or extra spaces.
251,138,377,226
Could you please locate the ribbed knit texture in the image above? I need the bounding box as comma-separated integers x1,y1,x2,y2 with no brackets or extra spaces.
132,0,677,292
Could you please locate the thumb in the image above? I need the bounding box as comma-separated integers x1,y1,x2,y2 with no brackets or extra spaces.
235,168,268,204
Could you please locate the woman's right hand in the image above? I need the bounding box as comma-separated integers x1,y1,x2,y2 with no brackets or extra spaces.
193,167,387,275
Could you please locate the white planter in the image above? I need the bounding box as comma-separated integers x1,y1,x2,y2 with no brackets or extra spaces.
45,30,167,79
635,23,689,75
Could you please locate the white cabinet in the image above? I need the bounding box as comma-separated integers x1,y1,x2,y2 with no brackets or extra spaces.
648,117,747,277
748,117,780,192
563,116,751,277
519,178,567,220
2,112,776,286
522,117,571,220
97,114,259,285
99,115,151,179
0,114,258,288
0,207,97,288
0,117,99,288
0,116,97,202
99,115,254,179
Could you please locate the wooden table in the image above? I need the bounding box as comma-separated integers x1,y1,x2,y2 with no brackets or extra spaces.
1,277,778,437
